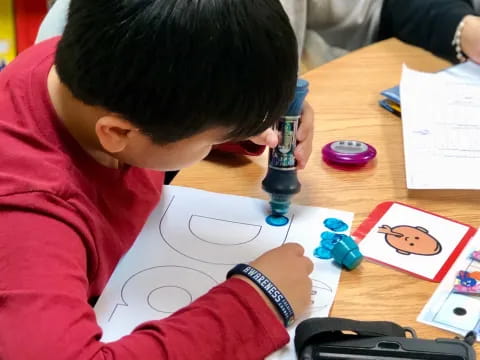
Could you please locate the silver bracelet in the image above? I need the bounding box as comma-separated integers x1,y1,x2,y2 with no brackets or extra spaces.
452,18,468,62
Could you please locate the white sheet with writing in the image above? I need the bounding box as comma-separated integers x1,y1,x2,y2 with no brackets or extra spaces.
418,229,480,337
400,63,480,189
94,185,354,359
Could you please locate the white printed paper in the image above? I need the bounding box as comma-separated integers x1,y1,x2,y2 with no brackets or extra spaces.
418,230,480,337
400,63,480,189
94,185,354,359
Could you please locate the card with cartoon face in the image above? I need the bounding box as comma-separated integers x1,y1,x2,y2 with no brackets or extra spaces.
354,202,476,282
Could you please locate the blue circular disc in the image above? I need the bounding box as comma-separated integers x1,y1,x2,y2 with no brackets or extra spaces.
314,246,332,259
323,218,349,232
321,238,337,250
321,232,348,250
266,215,289,227
321,231,337,241
321,232,337,250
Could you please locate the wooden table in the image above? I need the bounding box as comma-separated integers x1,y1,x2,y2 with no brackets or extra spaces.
173,38,480,352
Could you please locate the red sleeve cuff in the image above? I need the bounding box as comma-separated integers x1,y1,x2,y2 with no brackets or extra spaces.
213,141,266,156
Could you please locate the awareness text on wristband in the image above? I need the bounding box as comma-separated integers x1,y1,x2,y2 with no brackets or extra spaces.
227,263,295,327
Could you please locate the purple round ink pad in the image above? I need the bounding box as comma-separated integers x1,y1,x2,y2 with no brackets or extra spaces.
322,140,376,166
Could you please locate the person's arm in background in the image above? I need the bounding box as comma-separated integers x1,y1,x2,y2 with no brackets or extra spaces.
460,14,480,63
36,0,70,43
378,0,479,63
279,0,307,61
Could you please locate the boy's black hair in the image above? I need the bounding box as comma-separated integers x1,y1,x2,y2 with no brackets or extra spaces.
56,0,298,144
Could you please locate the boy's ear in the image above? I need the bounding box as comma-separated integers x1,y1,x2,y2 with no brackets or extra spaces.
95,115,137,153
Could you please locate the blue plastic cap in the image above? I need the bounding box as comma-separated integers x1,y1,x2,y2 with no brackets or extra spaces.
331,235,363,270
342,248,363,270
286,79,309,116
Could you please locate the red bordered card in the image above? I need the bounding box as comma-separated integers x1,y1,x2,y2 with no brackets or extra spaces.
353,201,476,282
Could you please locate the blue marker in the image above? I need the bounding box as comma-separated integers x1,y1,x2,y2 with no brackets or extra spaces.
262,79,309,216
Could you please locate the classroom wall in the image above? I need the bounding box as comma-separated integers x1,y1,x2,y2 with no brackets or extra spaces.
0,0,49,69
0,0,16,66
14,0,48,53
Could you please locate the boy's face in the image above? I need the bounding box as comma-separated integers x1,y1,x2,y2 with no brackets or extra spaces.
97,119,231,171
130,128,230,171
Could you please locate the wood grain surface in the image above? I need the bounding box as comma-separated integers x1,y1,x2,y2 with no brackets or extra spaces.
173,38,480,352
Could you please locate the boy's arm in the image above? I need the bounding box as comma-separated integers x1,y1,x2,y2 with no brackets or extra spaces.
379,0,475,63
0,210,288,360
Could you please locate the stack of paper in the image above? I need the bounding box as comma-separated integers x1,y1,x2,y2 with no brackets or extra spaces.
399,62,480,189
379,61,480,117
379,86,401,116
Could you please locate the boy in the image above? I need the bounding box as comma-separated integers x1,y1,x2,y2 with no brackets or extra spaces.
0,0,315,359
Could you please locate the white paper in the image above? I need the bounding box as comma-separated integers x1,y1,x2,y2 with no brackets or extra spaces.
418,229,480,337
94,185,354,358
400,63,480,189
441,61,480,83
359,203,470,280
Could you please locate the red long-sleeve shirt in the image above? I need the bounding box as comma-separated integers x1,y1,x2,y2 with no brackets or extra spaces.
0,38,288,360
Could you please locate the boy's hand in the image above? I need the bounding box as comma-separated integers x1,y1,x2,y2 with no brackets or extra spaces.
295,102,314,169
249,128,279,149
249,102,315,169
233,243,314,324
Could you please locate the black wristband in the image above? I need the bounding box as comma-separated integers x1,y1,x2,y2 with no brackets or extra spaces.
227,263,295,327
